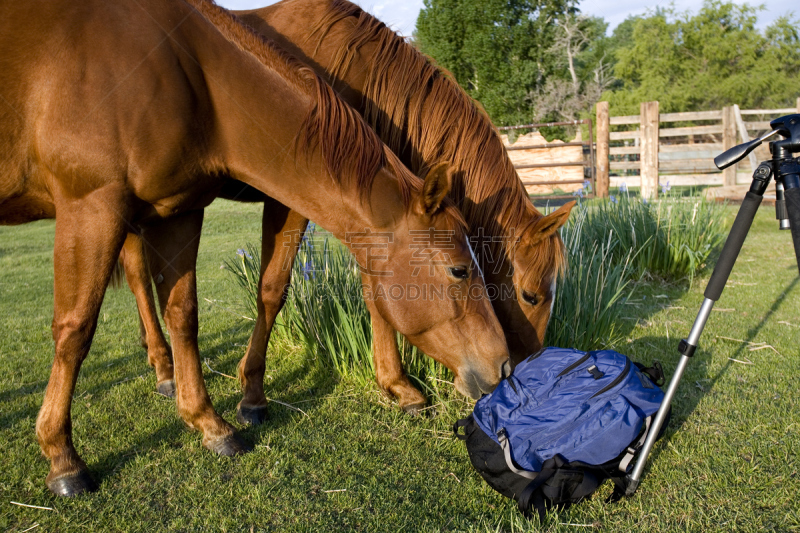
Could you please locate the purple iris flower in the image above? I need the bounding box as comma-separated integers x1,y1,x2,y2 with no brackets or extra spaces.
302,260,315,280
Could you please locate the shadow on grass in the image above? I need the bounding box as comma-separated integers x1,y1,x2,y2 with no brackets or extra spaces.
0,314,340,474
0,380,48,406
85,350,339,489
703,274,798,399
624,332,711,472
623,274,797,481
0,351,160,430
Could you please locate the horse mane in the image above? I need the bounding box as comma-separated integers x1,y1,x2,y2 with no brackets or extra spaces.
185,0,445,215
311,0,566,278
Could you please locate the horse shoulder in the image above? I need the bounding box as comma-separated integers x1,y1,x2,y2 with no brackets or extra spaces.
31,1,216,203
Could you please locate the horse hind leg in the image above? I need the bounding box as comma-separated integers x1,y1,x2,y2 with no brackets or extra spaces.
37,198,129,497
237,201,308,425
143,210,249,457
119,233,176,397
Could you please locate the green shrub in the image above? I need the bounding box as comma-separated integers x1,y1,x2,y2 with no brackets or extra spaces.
225,193,727,382
228,228,451,390
583,192,727,282
544,203,634,350
221,243,261,320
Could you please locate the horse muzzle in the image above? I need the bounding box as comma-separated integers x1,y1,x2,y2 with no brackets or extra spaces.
454,359,512,399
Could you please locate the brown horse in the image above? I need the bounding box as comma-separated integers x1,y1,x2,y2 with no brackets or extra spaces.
0,0,510,496
122,0,575,420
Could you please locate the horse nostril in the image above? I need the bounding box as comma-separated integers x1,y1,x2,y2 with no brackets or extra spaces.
501,359,512,380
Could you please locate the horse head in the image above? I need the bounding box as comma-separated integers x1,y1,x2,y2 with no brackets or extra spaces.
353,163,511,399
488,201,575,364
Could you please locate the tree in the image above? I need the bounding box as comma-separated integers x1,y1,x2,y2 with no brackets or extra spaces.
605,1,800,114
415,0,578,126
529,15,614,125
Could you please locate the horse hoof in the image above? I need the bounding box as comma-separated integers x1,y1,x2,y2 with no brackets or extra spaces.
156,380,176,398
206,434,252,457
236,404,268,426
401,402,429,417
47,471,98,497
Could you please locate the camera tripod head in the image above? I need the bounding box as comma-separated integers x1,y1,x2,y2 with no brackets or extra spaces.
715,113,800,170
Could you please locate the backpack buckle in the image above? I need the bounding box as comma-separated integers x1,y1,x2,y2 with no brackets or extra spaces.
587,365,605,380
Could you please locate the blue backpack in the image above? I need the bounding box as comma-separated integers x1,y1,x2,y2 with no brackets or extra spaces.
454,347,668,519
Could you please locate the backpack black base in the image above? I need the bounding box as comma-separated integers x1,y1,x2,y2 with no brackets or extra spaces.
455,414,664,519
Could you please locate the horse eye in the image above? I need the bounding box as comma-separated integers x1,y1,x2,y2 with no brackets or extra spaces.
449,266,469,280
521,291,540,306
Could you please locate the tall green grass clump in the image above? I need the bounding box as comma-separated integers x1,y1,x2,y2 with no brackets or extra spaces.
221,243,261,319
226,227,450,389
278,235,375,383
583,192,727,282
544,190,727,350
225,193,727,381
544,203,634,350
282,230,451,388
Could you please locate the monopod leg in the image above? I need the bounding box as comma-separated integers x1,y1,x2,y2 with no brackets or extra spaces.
626,186,766,495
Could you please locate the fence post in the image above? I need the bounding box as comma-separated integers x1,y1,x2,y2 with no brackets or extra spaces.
640,101,659,199
722,106,737,186
733,104,758,173
797,97,800,112
595,102,609,198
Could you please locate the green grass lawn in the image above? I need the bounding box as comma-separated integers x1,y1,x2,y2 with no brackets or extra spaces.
1,199,798,532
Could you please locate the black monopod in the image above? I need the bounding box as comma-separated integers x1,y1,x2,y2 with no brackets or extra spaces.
625,113,800,495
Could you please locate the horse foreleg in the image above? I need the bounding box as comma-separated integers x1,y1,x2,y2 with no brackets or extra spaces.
37,197,129,497
236,201,308,425
364,299,428,415
142,210,249,456
119,233,175,397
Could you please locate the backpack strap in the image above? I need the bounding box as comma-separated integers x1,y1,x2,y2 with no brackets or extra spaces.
497,429,537,480
518,460,602,520
636,360,665,387
563,470,600,503
618,415,653,473
517,456,563,519
608,415,656,502
453,417,472,441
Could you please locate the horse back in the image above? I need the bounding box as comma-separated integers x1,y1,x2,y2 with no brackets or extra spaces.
0,0,219,222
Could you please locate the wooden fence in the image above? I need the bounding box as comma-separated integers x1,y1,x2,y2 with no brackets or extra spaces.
594,98,800,198
499,120,596,198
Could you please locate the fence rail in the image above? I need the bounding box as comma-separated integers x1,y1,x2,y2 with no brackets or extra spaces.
594,98,800,198
498,100,799,199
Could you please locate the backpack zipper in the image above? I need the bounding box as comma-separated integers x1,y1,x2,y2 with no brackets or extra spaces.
496,355,633,465
509,383,630,466
590,358,631,399
557,352,592,377
524,347,547,363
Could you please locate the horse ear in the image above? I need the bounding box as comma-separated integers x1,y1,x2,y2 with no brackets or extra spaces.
417,163,452,217
526,201,575,246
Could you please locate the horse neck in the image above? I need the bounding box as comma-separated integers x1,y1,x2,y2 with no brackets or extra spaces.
188,17,404,239
240,0,536,251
